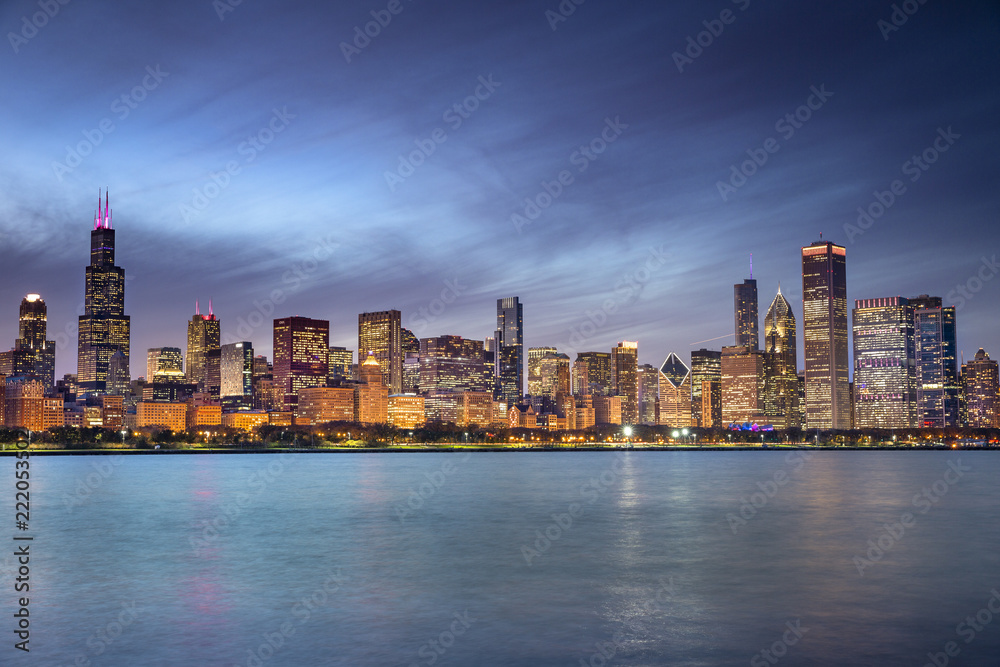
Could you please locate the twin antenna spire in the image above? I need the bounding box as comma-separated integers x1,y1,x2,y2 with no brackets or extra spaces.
93,188,112,230
195,300,214,318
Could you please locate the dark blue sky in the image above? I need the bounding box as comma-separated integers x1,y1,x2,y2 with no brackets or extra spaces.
1,0,997,378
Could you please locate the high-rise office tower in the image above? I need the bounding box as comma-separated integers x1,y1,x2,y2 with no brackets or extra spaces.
536,353,571,400
11,294,56,390
763,287,799,429
657,353,692,427
721,346,767,425
527,346,558,396
962,349,999,427
273,316,330,412
852,297,917,428
418,335,489,393
328,347,353,383
690,349,722,427
801,239,849,429
147,347,183,381
358,310,403,394
401,328,420,354
734,260,759,350
576,351,612,395
186,302,220,389
78,191,130,395
612,341,639,424
495,297,524,406
910,295,959,427
106,350,131,397
220,341,254,402
572,359,589,396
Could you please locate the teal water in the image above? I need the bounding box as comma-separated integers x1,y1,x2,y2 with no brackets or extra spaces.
1,451,998,666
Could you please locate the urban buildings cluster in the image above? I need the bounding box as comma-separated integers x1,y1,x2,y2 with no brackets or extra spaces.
1,196,998,437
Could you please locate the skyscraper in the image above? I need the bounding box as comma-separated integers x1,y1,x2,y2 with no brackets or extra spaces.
273,316,330,412
657,353,692,427
147,347,183,381
186,302,220,389
690,349,722,427
576,351,612,396
852,297,917,428
11,294,56,391
801,239,850,429
734,262,759,349
495,297,523,406
527,346,557,396
612,341,639,424
78,191,130,396
910,295,959,427
721,346,767,425
220,341,254,404
328,347,353,383
536,352,571,400
418,335,489,393
358,310,403,394
763,286,799,428
962,348,999,428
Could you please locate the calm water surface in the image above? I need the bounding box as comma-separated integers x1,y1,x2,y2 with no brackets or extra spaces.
1,451,998,666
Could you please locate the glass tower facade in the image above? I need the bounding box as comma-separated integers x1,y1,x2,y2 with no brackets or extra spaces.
734,277,759,350
801,240,850,429
852,297,917,428
12,294,56,390
763,287,799,428
186,307,220,389
495,297,523,406
612,341,639,425
690,349,722,427
910,295,959,427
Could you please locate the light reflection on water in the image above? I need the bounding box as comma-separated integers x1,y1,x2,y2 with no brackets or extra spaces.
1,451,997,666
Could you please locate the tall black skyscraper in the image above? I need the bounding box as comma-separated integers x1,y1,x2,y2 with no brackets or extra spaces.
801,239,849,429
910,295,959,427
77,191,130,396
734,257,759,350
495,296,523,406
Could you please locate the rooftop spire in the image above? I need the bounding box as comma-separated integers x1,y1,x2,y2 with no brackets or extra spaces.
196,300,200,315
750,253,753,279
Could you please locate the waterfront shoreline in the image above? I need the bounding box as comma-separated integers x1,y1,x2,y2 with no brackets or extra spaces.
1,444,991,456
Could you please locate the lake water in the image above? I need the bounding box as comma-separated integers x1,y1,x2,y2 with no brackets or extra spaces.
1,451,998,666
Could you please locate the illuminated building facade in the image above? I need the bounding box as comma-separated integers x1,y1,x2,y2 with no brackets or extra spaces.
638,363,659,425
536,353,571,399
358,310,403,394
78,191,130,396
612,341,638,424
389,394,426,429
220,341,254,405
527,347,557,396
734,271,759,350
419,336,488,393
764,287,799,428
801,240,850,429
690,349,721,427
136,402,187,431
328,347,353,383
297,387,355,424
701,380,722,428
721,345,767,425
147,347,183,381
657,353,692,427
576,352,612,395
186,303,220,390
273,316,330,412
852,297,917,428
496,297,524,406
107,350,131,397
10,294,56,391
910,295,959,427
962,349,999,427
355,353,389,423
593,395,622,425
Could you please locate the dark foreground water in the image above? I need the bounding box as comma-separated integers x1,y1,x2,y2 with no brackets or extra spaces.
1,451,998,666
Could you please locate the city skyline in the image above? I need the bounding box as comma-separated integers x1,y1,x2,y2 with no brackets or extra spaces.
0,1,997,382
